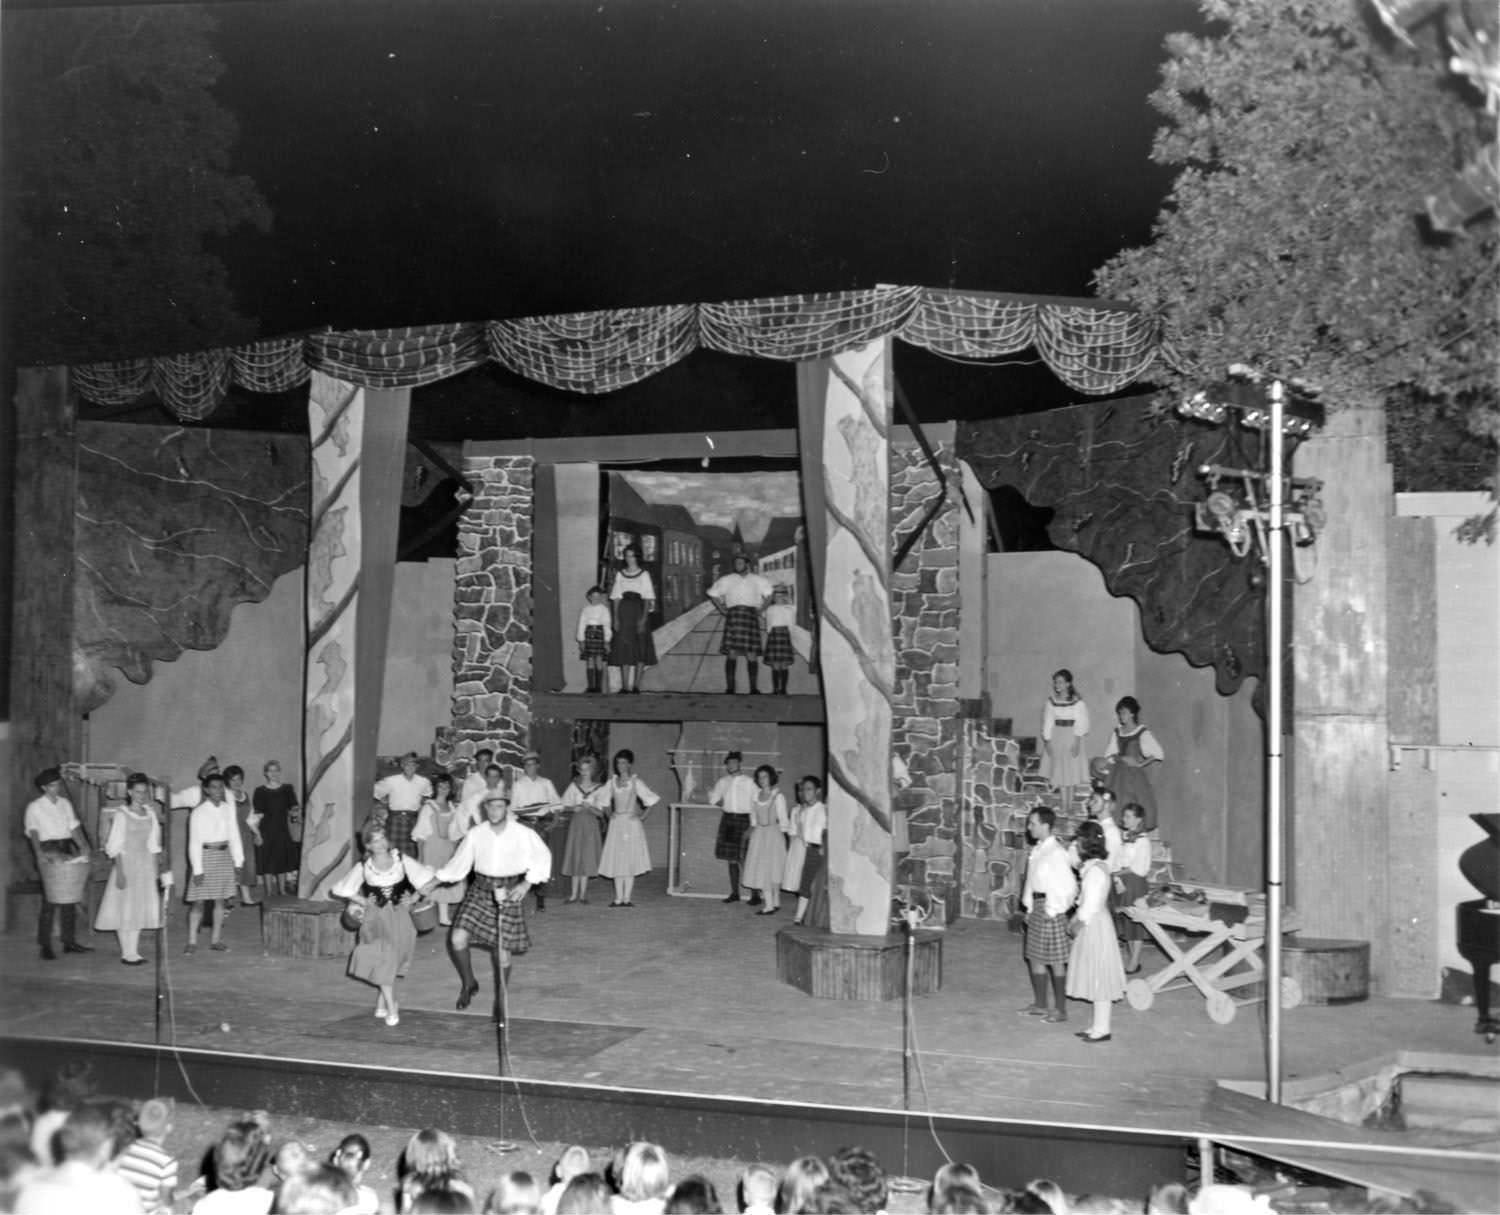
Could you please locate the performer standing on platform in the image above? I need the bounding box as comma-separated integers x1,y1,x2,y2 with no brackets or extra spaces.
560,754,609,904
1067,820,1127,1043
609,544,657,695
94,772,171,965
510,752,562,912
790,776,827,927
708,553,773,694
576,586,613,694
331,820,436,1027
184,772,243,954
25,767,93,960
373,752,432,859
709,751,758,904
762,585,798,695
598,750,660,908
1041,669,1090,812
424,790,551,1024
1018,807,1077,1024
1102,696,1164,833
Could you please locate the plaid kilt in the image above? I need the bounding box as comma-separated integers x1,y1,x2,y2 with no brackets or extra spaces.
1023,898,1072,968
189,844,236,903
581,624,610,660
763,626,795,668
719,606,763,657
452,873,531,954
714,812,751,862
384,810,418,857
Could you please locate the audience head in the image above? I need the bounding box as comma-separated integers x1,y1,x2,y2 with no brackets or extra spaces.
412,1191,478,1214
826,1146,886,1214
739,1163,778,1211
85,1098,136,1160
212,1118,272,1192
1187,1187,1274,1215
612,1140,670,1203
933,1187,991,1214
1075,819,1109,862
930,1162,985,1212
1145,1184,1189,1214
779,1154,831,1214
53,1103,116,1169
555,1171,611,1215
331,1132,370,1182
276,1163,358,1215
40,1061,97,1114
552,1144,591,1185
484,1170,540,1215
1021,1179,1068,1215
804,1182,864,1214
404,1128,462,1183
664,1173,720,1214
136,1097,173,1143
274,1139,311,1183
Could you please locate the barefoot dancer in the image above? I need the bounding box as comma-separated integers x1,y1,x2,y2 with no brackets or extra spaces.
424,790,551,1025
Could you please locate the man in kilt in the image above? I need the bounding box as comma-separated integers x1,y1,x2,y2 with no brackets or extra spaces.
1018,807,1077,1024
708,751,757,904
373,751,433,858
708,553,773,694
424,789,551,1026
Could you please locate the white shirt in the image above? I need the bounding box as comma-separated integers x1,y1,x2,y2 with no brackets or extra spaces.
25,794,80,842
577,602,613,641
1042,697,1091,741
765,603,795,629
190,1187,273,1215
710,771,757,816
330,852,436,899
1118,834,1153,878
1075,859,1112,924
1104,725,1165,761
188,797,243,873
17,1161,144,1215
1022,835,1077,917
373,771,432,812
708,570,773,609
436,818,552,884
510,774,561,812
460,782,507,828
798,800,827,845
459,768,492,807
610,569,656,601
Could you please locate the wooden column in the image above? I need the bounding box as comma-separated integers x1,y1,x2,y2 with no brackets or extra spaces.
1291,402,1392,987
7,367,82,927
301,374,407,899
805,339,896,936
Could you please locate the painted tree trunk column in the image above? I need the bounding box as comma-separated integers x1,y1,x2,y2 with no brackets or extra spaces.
1291,402,1391,985
300,372,366,899
818,339,896,936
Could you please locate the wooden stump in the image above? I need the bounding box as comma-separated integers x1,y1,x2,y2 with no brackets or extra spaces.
776,924,942,1001
263,898,354,958
1284,936,1370,1005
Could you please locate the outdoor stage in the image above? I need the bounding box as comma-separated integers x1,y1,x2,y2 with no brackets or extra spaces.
2,874,1496,1206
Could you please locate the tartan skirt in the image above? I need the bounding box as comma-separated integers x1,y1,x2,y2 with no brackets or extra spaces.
763,626,795,668
452,873,531,954
384,810,418,857
189,844,236,903
1023,898,1072,968
720,606,763,656
581,624,610,660
713,812,751,862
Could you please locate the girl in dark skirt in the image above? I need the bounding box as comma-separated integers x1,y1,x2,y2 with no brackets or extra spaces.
608,546,657,694
1113,801,1152,974
791,776,827,927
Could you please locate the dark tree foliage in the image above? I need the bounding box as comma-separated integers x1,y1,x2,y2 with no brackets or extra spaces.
1095,0,1497,516
1,7,271,366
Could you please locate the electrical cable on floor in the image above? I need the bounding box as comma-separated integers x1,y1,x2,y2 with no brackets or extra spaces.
156,894,208,1109
493,939,544,1153
904,973,958,1168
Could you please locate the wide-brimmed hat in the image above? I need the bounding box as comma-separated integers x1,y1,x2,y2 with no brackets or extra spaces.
34,767,62,789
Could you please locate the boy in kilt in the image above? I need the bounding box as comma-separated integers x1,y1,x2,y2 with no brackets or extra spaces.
424,789,551,1027
1018,807,1077,1024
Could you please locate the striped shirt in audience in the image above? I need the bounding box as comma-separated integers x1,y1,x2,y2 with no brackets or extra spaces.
115,1138,178,1212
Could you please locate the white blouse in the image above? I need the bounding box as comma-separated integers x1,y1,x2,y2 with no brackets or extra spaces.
331,853,435,900
1042,697,1091,741
105,806,161,857
610,569,656,601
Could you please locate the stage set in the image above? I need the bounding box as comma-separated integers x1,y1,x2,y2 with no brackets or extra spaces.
6,289,1500,1208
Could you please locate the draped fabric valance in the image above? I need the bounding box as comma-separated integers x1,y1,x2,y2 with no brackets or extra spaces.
69,286,1160,421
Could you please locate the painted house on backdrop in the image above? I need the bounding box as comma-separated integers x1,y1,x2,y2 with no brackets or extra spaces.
699,524,737,587
753,516,809,613
654,503,706,623
604,473,665,631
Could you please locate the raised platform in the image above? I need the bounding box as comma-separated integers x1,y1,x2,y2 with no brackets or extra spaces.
530,690,825,724
776,924,942,1000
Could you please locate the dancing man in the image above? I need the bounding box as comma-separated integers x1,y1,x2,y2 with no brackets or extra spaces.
424,789,551,1026
708,552,773,694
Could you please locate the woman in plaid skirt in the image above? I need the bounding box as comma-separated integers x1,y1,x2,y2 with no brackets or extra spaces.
423,788,552,1025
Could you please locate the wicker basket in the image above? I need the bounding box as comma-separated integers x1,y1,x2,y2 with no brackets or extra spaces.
40,858,90,904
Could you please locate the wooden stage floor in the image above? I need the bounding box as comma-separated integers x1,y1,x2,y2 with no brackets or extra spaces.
2,872,1496,1200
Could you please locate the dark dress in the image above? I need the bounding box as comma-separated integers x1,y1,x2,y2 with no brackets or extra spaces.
254,784,300,875
610,574,658,667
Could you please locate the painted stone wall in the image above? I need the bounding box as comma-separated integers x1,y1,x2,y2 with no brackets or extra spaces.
891,431,963,924
451,456,534,771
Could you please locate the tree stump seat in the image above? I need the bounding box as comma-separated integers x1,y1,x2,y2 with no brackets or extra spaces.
775,923,943,1001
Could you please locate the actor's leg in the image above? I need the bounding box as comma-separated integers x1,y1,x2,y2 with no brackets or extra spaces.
449,926,480,1008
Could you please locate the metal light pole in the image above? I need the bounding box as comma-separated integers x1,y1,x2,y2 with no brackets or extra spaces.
1266,380,1286,1104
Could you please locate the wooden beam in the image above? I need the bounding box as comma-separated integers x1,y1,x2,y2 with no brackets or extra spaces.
530,692,825,726
468,425,937,464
